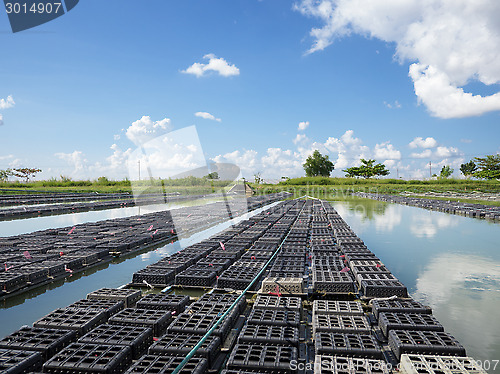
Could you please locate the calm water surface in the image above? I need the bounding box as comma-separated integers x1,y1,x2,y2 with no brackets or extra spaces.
331,198,500,367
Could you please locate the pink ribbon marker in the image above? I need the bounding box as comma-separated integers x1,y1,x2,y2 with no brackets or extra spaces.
4,263,13,271
147,225,153,231
376,263,382,268
68,226,76,235
340,267,350,273
220,242,225,250
23,251,32,260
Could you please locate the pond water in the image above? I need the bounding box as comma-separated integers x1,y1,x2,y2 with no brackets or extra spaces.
331,198,500,368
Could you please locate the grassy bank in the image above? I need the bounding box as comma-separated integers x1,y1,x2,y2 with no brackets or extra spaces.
2,176,499,206
0,177,236,195
248,176,500,206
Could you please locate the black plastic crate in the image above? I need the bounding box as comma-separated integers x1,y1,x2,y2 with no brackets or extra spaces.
314,355,390,374
124,355,207,374
186,302,240,324
16,267,48,285
241,250,274,260
0,272,28,294
198,293,247,313
247,308,300,327
108,308,171,336
378,312,444,337
0,327,76,360
43,343,132,374
361,280,408,298
197,257,233,271
78,323,152,359
226,344,298,373
132,268,175,286
312,300,364,316
66,299,124,318
136,294,189,313
167,312,234,341
371,299,432,318
33,308,107,337
0,348,43,373
356,273,399,284
149,333,220,365
253,295,302,311
312,270,356,294
314,332,383,359
238,324,299,346
313,314,371,335
388,330,466,359
87,288,141,308
217,269,262,290
175,268,217,287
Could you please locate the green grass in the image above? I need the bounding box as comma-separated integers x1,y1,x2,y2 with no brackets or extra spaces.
248,176,500,206
0,177,237,195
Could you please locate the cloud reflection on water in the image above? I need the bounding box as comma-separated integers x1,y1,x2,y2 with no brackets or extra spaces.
413,253,500,361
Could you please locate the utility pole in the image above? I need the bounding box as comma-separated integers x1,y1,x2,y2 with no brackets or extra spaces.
138,160,141,181
429,161,432,178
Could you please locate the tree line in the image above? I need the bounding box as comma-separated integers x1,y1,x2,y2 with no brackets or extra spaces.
0,168,42,182
302,150,500,180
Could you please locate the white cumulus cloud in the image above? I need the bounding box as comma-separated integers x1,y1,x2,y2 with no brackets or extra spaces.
410,149,433,159
374,141,401,160
409,137,438,149
182,54,240,78
0,95,15,110
195,112,221,122
293,133,308,144
125,116,172,146
298,121,310,130
295,0,500,118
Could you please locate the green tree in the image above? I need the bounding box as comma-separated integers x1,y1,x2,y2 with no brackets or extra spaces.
460,161,477,178
0,169,12,182
303,150,335,177
254,172,263,184
473,154,500,180
343,159,390,178
439,165,453,179
204,172,219,180
11,168,42,182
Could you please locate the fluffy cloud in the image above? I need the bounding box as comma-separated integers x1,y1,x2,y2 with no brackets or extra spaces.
55,150,88,178
195,112,222,122
324,130,370,169
213,150,259,176
295,0,500,118
125,116,172,146
298,121,310,130
409,137,438,149
182,54,240,78
435,146,462,158
410,149,432,159
374,141,402,160
0,95,15,110
293,133,307,144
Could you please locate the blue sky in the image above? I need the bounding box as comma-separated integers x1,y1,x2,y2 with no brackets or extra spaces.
1,0,499,181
